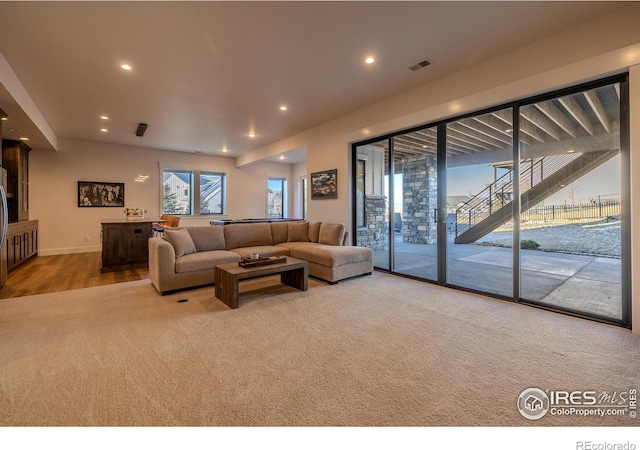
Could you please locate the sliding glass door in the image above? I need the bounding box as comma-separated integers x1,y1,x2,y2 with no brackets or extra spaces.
391,127,439,281
354,127,441,279
446,107,514,298
352,75,629,328
354,138,390,270
519,81,625,321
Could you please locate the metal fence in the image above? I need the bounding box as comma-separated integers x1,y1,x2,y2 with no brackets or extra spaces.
520,194,621,222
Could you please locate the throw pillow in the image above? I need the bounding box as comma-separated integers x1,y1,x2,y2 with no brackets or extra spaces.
287,221,309,242
271,222,289,244
308,222,321,243
164,228,197,258
224,223,273,250
187,226,225,251
318,222,345,246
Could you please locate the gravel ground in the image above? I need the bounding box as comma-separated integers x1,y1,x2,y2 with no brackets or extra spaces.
475,218,621,257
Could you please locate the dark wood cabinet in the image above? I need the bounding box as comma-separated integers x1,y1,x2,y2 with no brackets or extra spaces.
6,220,38,271
101,219,155,272
2,139,31,223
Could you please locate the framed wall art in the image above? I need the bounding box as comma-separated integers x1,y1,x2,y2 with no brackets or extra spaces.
78,181,125,207
311,169,337,200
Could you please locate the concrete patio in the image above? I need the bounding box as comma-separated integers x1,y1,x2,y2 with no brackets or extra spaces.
372,232,622,320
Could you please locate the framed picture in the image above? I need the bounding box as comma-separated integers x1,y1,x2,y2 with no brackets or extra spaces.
78,181,125,207
311,169,337,200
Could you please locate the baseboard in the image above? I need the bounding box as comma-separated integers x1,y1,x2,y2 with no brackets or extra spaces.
38,245,102,256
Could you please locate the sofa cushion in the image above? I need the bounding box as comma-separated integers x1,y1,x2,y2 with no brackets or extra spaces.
318,222,345,246
271,222,289,244
187,226,226,251
224,223,273,250
288,221,309,242
278,242,372,267
164,228,197,258
308,222,321,243
175,250,240,274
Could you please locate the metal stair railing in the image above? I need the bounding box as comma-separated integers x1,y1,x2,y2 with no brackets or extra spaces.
455,153,582,236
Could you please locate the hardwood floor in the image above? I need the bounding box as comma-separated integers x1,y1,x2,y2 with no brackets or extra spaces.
0,252,149,299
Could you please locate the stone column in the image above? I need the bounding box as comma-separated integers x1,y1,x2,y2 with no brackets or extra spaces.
356,196,387,250
402,155,437,244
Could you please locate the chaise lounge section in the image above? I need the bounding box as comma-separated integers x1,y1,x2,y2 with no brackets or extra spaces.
148,221,373,294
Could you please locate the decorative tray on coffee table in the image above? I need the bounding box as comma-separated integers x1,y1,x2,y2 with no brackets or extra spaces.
239,256,287,268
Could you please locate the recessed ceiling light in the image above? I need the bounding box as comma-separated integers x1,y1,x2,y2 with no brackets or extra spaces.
100,115,109,120
567,149,576,153
279,105,288,111
0,117,7,121
222,148,228,153
365,56,375,64
19,137,29,141
120,64,132,71
279,155,285,160
100,128,108,132
248,132,256,138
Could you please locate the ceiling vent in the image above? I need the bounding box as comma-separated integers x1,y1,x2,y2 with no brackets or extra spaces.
409,58,432,72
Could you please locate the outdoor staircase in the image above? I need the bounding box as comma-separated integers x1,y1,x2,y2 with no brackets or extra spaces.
454,149,619,244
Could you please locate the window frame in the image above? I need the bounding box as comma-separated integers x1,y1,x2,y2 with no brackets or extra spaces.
161,167,226,216
267,176,287,219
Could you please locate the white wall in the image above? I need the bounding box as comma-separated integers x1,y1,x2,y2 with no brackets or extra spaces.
30,138,295,254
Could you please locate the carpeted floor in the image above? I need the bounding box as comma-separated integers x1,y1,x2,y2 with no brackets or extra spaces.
0,272,638,426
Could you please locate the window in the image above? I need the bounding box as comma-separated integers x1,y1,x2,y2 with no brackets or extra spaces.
301,177,308,220
200,172,224,214
267,177,286,219
162,168,225,215
163,169,192,214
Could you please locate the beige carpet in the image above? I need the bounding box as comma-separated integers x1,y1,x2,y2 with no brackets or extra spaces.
0,272,638,426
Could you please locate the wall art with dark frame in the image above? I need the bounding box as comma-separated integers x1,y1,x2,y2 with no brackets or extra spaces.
311,169,337,200
78,181,125,207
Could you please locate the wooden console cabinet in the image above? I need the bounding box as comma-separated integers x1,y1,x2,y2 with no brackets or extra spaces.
100,219,156,272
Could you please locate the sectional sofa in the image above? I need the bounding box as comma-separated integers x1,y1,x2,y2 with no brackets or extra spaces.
148,221,373,294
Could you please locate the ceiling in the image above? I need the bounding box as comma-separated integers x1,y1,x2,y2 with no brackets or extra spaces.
0,1,627,164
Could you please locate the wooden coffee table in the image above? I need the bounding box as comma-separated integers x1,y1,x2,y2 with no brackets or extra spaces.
214,257,308,309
